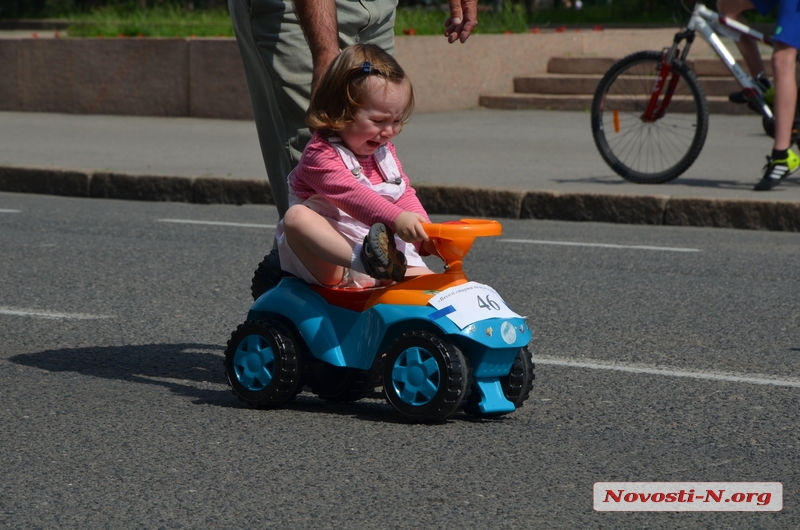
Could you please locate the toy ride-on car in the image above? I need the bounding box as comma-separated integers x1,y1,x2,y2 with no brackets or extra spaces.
224,219,534,422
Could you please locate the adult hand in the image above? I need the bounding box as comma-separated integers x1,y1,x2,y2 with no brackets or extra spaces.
444,0,478,44
393,212,430,243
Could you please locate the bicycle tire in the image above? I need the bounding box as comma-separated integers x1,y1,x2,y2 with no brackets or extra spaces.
591,51,709,184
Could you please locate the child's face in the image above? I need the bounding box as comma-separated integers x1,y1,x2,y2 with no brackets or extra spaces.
339,77,409,157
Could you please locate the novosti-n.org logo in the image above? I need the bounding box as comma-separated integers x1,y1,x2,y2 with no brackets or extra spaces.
594,482,782,511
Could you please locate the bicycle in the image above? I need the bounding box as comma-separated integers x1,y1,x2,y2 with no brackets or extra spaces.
590,3,777,184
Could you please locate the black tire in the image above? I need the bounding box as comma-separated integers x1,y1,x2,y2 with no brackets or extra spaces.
224,318,303,408
382,330,470,422
591,50,709,184
306,361,380,403
251,248,283,301
463,346,535,418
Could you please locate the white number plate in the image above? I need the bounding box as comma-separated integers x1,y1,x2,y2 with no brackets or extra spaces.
428,281,522,329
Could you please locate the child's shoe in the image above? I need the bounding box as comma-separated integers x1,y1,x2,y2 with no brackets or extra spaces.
754,149,800,191
360,223,407,282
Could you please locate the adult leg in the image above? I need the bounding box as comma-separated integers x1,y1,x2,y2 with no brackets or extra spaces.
229,0,308,218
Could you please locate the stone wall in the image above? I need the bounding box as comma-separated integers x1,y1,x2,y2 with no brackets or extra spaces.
1,29,711,118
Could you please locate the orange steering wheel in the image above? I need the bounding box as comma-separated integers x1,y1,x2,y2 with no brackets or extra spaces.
419,219,502,273
421,218,502,239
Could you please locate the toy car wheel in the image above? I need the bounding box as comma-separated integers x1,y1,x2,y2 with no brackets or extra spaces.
224,318,303,408
463,346,535,418
307,362,380,403
382,330,470,422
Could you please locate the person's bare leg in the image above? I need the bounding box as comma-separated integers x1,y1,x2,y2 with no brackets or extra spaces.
754,43,799,190
282,205,354,286
771,43,798,151
717,0,765,77
406,266,434,277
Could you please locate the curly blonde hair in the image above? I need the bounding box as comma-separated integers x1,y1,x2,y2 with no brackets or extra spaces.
306,43,415,134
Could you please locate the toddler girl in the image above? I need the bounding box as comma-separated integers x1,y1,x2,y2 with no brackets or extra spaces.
275,43,437,288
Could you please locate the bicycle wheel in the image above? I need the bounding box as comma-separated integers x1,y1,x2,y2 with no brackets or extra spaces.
591,51,709,184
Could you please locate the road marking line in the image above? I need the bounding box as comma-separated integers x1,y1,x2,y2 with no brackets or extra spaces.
0,307,112,320
500,239,700,252
536,357,800,388
158,219,276,229
0,209,21,213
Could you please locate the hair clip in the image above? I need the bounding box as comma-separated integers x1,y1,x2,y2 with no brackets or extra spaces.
362,61,373,73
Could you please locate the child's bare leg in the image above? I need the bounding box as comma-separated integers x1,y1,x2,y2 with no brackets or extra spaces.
406,266,434,277
282,205,353,286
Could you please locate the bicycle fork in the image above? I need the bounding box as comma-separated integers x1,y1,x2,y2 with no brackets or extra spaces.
641,30,695,122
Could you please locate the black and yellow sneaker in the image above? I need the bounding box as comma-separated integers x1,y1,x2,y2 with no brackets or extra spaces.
754,149,800,191
360,223,407,282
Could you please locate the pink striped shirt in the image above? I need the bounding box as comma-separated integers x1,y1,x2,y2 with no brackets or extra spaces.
289,132,430,228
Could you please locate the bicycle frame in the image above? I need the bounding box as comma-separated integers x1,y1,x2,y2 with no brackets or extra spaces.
643,3,774,122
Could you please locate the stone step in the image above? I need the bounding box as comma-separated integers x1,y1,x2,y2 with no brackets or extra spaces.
479,92,754,115
513,73,745,97
480,56,773,114
547,56,773,77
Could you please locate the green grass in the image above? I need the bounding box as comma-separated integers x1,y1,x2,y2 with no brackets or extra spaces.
395,3,776,34
395,5,528,35
395,3,681,35
61,3,776,38
65,6,234,38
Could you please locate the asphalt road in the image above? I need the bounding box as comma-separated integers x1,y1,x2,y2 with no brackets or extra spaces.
1,192,798,528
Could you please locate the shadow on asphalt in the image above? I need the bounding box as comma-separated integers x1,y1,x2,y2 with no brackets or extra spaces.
9,343,504,425
9,341,230,399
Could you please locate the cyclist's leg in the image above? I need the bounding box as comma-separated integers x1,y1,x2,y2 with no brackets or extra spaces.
754,6,799,190
771,43,798,150
717,0,766,78
770,0,800,149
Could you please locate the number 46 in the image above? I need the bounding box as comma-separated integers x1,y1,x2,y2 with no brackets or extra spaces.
477,295,501,311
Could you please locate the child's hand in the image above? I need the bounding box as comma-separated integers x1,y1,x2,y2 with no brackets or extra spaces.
393,212,430,243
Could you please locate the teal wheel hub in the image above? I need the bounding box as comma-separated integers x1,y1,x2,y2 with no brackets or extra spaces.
390,347,441,406
233,334,275,391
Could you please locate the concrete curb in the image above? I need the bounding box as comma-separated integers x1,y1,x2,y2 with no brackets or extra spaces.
2,165,799,232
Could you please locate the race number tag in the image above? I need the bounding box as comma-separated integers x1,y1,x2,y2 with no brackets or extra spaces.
428,281,521,329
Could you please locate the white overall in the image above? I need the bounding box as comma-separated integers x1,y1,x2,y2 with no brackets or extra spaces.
275,139,426,287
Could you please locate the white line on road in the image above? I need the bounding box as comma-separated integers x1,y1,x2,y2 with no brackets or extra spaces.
0,209,21,213
0,307,113,320
536,357,800,388
158,219,276,229
500,239,700,252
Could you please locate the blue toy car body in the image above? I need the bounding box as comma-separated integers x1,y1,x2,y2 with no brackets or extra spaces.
224,220,534,422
